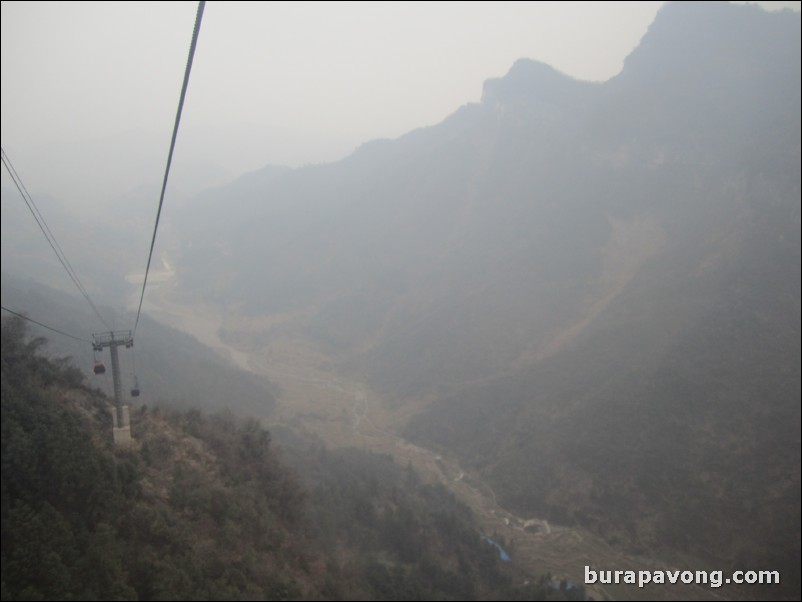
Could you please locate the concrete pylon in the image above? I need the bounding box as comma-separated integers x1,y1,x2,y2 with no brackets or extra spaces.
93,330,134,448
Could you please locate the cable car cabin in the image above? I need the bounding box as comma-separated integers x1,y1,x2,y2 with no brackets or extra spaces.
93,361,106,375
130,387,140,397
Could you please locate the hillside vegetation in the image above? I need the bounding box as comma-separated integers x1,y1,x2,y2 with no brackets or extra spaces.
1,316,578,601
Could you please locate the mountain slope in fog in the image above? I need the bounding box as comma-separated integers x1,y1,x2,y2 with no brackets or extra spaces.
1,273,279,415
173,2,800,597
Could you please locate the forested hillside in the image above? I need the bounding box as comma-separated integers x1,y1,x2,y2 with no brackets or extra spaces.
1,316,577,601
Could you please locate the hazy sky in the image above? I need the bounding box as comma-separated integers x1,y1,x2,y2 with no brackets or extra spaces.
2,1,800,208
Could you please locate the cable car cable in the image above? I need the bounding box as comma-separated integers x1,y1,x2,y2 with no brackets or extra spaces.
1,305,92,344
132,0,205,338
1,148,112,331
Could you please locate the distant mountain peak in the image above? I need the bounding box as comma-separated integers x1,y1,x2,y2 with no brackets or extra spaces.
480,58,592,108
619,0,801,87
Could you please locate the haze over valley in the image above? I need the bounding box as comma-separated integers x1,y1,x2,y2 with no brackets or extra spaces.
2,2,800,600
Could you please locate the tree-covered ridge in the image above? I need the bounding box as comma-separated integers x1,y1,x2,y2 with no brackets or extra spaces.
1,317,578,601
2,316,137,600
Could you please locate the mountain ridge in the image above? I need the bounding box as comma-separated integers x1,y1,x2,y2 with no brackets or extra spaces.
165,2,800,597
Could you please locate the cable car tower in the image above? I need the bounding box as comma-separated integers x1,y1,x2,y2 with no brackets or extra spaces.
93,330,134,447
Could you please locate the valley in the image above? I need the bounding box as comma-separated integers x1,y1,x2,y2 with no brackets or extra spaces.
3,3,797,598
145,284,732,601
